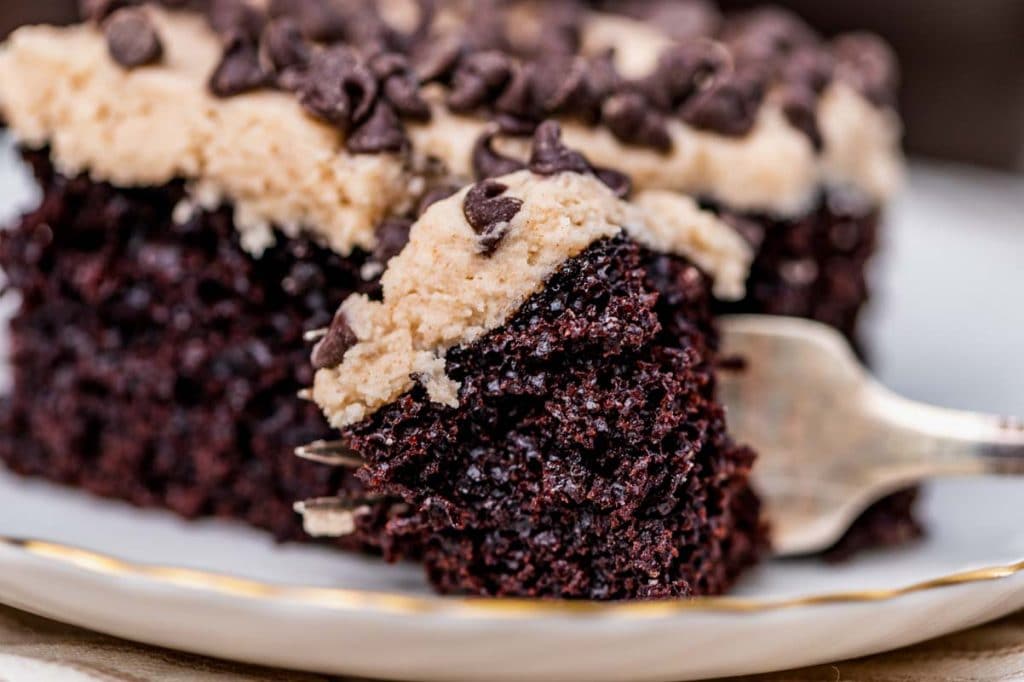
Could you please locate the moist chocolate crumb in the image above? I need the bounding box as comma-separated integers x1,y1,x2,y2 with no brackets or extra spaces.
345,235,767,598
209,34,268,96
462,179,523,256
312,311,358,370
0,148,394,551
105,8,163,68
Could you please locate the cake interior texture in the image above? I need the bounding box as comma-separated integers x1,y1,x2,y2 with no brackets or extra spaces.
345,234,766,598
0,149,395,550
0,148,917,559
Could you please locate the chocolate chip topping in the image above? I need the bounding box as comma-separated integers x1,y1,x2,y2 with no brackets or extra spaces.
298,47,377,129
345,100,407,154
679,67,765,137
779,83,822,150
447,51,514,113
105,8,163,68
528,120,591,176
312,311,358,370
462,180,523,256
209,34,268,96
528,121,632,198
208,0,266,41
472,125,527,180
261,17,310,80
832,33,899,108
601,92,672,152
96,1,898,156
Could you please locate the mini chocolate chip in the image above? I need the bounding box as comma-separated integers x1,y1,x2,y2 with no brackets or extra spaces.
345,100,407,154
79,0,134,22
312,311,358,370
832,33,899,107
779,83,822,150
533,56,590,114
371,54,430,120
463,180,523,256
105,9,163,69
209,35,268,97
624,0,720,42
383,75,431,120
783,46,834,95
645,42,730,112
679,68,765,137
412,32,463,83
447,51,513,112
494,114,538,137
372,216,414,265
208,0,266,42
261,17,310,77
593,167,632,199
722,7,818,65
299,47,377,129
472,125,527,180
601,92,672,151
417,184,460,217
269,0,347,42
494,63,539,120
528,120,591,175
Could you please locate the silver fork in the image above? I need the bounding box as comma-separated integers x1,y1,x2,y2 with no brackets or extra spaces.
719,315,1024,557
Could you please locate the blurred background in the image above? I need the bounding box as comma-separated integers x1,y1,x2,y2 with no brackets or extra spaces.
3,0,1024,170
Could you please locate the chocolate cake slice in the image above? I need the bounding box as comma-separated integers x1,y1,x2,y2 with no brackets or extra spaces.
299,128,766,599
0,0,911,558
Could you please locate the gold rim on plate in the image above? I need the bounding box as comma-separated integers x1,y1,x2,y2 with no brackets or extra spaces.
3,535,1023,618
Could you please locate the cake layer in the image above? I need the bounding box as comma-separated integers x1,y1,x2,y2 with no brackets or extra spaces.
0,3,903,258
0,149,395,550
342,234,766,598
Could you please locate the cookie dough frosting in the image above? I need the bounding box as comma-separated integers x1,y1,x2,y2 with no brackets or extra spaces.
312,166,751,429
0,2,903,257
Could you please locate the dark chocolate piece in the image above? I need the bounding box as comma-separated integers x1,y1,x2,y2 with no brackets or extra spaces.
105,8,163,68
312,311,358,370
462,179,523,255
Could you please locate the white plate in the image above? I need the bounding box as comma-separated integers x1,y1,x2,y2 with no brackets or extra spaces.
1,152,1023,681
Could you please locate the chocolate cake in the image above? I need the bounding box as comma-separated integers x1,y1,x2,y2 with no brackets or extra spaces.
0,0,911,582
300,132,765,598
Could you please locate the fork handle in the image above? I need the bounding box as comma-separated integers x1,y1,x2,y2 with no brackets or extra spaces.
870,384,1024,476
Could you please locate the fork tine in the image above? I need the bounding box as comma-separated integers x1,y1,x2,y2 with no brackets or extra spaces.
295,440,365,468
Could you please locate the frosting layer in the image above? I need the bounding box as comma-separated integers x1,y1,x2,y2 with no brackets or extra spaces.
312,170,751,428
0,7,904,257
